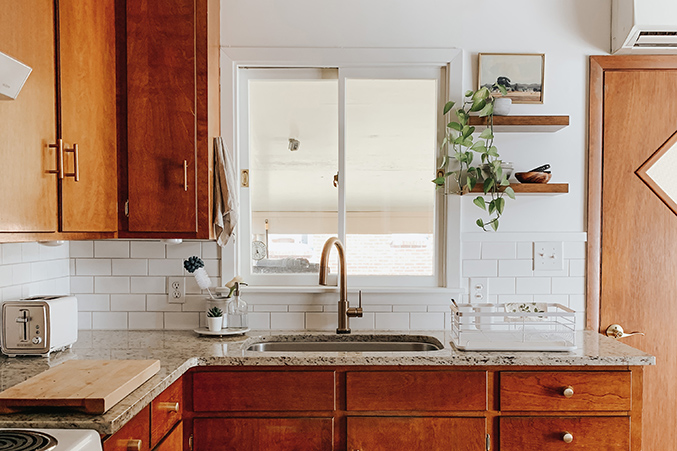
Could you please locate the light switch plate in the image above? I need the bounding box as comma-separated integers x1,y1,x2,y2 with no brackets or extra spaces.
534,242,564,271
167,277,186,304
470,277,488,303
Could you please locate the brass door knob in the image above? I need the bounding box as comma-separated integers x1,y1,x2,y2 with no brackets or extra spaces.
126,439,142,451
157,401,180,412
606,324,645,339
562,432,574,443
563,386,574,398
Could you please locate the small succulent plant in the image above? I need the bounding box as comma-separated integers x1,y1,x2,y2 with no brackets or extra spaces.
207,306,223,318
183,256,204,273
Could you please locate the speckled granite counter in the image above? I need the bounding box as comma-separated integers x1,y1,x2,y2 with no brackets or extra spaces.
0,330,654,434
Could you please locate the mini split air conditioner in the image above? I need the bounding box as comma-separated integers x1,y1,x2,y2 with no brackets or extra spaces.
612,0,677,54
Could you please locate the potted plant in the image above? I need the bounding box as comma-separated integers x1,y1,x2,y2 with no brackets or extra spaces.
206,306,224,332
432,84,515,231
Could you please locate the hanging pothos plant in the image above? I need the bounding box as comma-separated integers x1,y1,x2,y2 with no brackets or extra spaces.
432,85,515,231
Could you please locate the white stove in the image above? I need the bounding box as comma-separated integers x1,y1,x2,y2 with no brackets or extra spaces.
0,429,102,451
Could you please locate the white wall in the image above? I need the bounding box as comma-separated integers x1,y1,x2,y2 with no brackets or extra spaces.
0,243,70,302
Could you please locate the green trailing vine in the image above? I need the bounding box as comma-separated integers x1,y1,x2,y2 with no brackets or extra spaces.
432,85,515,231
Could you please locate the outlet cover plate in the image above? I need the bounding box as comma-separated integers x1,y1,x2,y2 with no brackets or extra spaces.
167,277,186,304
470,277,488,303
534,242,564,271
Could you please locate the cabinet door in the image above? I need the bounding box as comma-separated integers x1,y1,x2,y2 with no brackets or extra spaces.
347,417,485,451
193,418,333,451
58,0,118,232
0,0,58,233
103,405,150,451
153,422,182,451
126,0,197,233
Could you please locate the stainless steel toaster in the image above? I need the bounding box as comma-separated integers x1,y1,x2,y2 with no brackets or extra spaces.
1,295,78,357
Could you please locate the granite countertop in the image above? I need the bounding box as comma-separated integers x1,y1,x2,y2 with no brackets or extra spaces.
0,329,654,434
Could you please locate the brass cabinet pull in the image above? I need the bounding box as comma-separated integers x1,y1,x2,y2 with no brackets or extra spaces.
64,143,80,182
562,432,574,443
563,386,574,398
606,324,645,339
48,139,64,179
126,439,142,451
157,401,179,412
183,160,188,191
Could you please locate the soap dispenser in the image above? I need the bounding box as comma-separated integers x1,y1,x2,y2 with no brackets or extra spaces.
227,282,249,328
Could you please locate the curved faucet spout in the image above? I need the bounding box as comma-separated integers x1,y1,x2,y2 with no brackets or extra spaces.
318,237,362,333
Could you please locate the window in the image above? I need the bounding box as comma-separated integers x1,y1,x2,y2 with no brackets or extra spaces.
238,66,446,287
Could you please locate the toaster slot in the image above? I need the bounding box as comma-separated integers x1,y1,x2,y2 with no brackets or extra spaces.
16,309,29,342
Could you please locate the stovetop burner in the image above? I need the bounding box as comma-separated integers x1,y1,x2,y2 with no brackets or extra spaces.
0,430,57,451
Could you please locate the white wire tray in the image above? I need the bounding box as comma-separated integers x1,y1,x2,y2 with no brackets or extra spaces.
450,302,576,351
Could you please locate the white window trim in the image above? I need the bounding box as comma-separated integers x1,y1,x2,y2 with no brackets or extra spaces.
220,47,464,292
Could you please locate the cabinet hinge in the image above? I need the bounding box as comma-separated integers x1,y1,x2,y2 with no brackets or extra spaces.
189,434,193,450
124,200,129,217
486,433,491,451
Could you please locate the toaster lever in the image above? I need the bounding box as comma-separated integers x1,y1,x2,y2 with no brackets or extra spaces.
15,317,28,323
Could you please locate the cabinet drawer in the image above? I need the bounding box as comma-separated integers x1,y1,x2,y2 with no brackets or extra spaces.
193,418,333,451
346,371,487,411
151,378,183,448
500,371,631,411
192,371,335,412
103,405,150,451
500,417,630,450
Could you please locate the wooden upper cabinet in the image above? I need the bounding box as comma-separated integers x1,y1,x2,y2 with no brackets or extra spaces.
59,0,118,232
124,0,219,237
0,0,58,233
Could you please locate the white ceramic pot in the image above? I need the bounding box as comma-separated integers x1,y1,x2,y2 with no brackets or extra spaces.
493,97,512,116
207,316,223,332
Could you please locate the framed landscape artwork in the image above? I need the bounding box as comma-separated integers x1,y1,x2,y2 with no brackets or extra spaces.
478,53,545,104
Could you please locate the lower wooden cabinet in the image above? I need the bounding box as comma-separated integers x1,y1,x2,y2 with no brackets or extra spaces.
347,417,486,451
153,422,183,451
193,418,333,451
103,405,150,451
500,417,630,450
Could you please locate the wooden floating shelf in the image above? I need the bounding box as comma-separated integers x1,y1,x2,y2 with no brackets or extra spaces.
468,115,569,132
469,183,569,195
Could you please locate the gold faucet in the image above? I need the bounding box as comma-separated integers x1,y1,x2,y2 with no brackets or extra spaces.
318,237,363,334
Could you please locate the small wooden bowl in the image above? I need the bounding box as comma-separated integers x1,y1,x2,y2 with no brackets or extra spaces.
515,171,552,183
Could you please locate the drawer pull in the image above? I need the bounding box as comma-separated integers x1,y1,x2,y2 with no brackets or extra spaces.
563,386,574,398
126,439,142,451
562,432,574,443
157,401,180,412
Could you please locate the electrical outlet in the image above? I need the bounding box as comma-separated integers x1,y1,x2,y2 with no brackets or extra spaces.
470,277,488,303
167,277,186,304
534,242,564,271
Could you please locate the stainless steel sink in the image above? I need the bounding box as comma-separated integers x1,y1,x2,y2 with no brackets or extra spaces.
245,335,444,352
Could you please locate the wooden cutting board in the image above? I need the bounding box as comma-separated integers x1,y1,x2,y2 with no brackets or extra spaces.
0,359,161,414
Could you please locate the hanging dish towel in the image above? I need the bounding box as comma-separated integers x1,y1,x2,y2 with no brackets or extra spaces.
213,137,239,246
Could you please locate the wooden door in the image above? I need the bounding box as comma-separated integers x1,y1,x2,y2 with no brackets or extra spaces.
153,422,182,451
126,0,197,233
346,417,485,451
192,418,333,451
58,0,118,232
0,0,58,233
589,56,677,450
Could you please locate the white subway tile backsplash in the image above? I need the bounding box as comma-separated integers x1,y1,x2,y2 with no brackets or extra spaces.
21,242,40,262
488,277,516,295
130,241,166,259
76,259,111,276
70,276,94,294
39,242,69,260
375,313,409,330
129,312,164,330
392,305,426,313
462,242,481,260
563,242,586,259
111,294,145,311
289,304,322,312
569,259,585,277
164,312,199,330
552,277,585,294
350,313,376,330
78,294,110,311
93,312,128,329
462,260,498,277
498,260,533,277
12,263,31,285
569,294,586,313
182,295,207,312
253,304,289,312
166,242,201,259
70,241,94,258
2,243,22,265
146,295,182,312
148,259,184,276
94,241,130,258
0,266,12,286
270,313,305,330
2,285,22,301
305,313,334,330
516,277,551,294
78,312,92,330
482,242,516,260
201,242,220,259
498,294,534,304
112,259,148,276
95,277,130,294
130,276,166,294
410,312,445,330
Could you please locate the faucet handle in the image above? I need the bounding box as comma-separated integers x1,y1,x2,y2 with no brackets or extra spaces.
358,290,362,309
347,291,363,318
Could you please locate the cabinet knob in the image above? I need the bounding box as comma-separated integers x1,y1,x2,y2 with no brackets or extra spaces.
563,386,574,398
126,439,142,451
562,432,574,443
158,401,180,412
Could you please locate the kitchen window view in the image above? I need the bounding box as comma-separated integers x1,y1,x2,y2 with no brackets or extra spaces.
240,67,442,285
